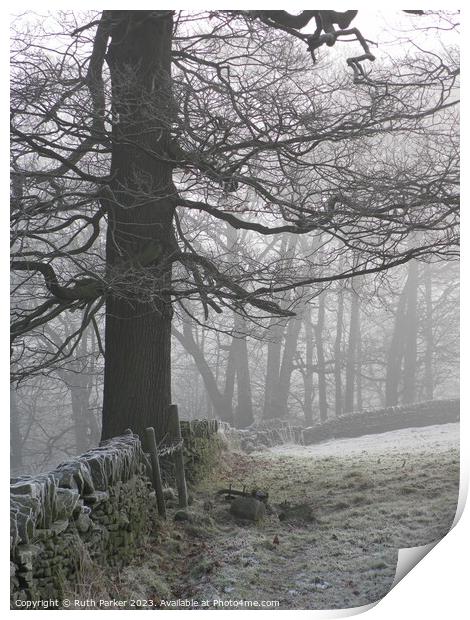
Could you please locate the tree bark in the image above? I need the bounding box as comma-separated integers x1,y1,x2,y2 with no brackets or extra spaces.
101,12,175,440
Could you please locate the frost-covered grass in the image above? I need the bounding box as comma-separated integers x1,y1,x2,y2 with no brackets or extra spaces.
98,423,460,610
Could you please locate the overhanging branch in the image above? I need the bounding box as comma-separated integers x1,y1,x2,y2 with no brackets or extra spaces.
177,198,317,236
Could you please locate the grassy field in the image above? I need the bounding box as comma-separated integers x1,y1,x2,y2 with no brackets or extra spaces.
81,423,459,610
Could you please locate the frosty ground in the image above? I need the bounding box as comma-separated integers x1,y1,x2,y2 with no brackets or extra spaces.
79,422,459,610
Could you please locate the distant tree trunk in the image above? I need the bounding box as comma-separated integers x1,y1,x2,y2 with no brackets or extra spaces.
233,315,254,428
385,260,420,406
315,292,328,422
344,286,360,413
263,318,284,419
274,315,303,419
356,317,363,410
303,307,315,425
223,338,237,425
44,324,99,452
385,271,410,406
334,289,344,416
86,329,101,445
173,321,234,424
423,263,434,400
70,385,91,454
262,236,297,420
225,223,254,428
10,387,23,472
402,260,419,403
102,12,175,440
69,336,93,453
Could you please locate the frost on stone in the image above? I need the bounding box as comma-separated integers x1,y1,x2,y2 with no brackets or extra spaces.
9,433,146,551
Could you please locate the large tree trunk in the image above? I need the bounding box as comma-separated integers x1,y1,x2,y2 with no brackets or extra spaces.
102,12,175,440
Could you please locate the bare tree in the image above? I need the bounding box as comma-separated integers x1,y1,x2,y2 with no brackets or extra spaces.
11,10,459,440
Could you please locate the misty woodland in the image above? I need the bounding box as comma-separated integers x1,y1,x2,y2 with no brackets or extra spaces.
10,10,459,610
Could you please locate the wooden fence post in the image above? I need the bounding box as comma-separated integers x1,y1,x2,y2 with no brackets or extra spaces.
143,427,167,520
168,404,188,509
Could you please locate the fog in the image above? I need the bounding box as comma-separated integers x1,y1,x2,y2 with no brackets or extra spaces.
10,9,459,469
9,10,460,612
11,249,459,474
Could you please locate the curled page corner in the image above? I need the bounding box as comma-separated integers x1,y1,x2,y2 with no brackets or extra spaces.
390,464,467,592
451,462,468,529
391,541,439,590
296,600,378,619
328,601,377,618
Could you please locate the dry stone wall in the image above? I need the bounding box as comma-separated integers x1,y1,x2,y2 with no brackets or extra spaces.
302,399,459,445
166,418,224,483
10,432,156,608
217,400,459,453
10,421,225,609
220,419,304,454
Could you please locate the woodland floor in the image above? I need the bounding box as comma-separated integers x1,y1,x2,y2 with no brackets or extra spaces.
82,423,459,610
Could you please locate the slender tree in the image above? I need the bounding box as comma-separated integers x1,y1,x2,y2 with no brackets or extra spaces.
302,307,315,425
10,387,23,473
334,288,344,416
344,284,361,413
402,261,419,403
423,263,435,400
315,292,328,422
